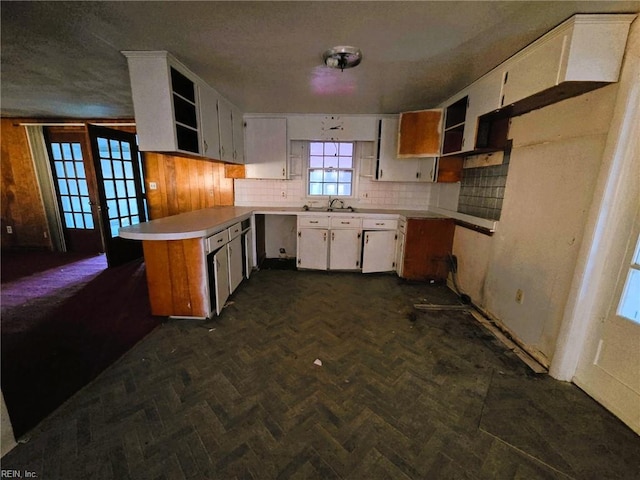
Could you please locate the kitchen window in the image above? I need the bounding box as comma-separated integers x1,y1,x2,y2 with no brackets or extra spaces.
307,141,354,197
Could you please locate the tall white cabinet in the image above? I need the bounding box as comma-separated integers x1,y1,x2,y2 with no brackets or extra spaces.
244,118,288,179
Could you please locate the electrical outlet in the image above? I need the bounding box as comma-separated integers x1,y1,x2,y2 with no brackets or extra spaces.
149,182,158,190
281,190,287,198
515,289,524,304
6,226,13,234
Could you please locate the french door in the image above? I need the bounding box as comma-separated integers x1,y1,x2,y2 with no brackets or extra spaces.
88,125,147,267
44,128,104,254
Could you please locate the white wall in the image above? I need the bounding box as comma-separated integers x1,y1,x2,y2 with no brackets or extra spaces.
452,83,618,365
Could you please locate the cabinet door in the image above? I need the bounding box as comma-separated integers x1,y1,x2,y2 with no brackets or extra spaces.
329,229,361,270
402,218,455,281
243,229,253,279
377,118,421,182
244,118,288,179
397,109,443,158
231,105,245,164
212,247,230,315
417,158,437,182
217,97,234,162
464,69,504,150
362,230,397,273
227,236,243,293
395,231,405,278
297,228,328,270
501,32,566,106
123,52,181,153
199,84,222,160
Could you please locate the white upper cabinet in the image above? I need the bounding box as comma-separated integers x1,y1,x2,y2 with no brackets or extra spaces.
287,115,378,141
437,14,635,156
123,50,245,163
217,97,235,163
376,118,436,182
231,104,245,164
123,51,201,155
199,83,222,160
244,118,288,179
462,69,504,150
500,14,635,109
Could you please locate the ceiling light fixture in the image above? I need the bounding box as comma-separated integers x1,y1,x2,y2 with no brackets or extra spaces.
322,46,362,71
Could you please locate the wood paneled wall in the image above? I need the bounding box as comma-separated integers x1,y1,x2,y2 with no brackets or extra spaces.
1,119,51,249
144,152,234,220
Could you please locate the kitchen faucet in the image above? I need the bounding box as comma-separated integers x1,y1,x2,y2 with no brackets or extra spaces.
328,197,344,210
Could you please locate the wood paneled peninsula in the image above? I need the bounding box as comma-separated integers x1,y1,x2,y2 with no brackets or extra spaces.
119,206,454,319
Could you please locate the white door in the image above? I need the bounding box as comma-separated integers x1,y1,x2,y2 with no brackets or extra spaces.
213,247,230,315
362,230,397,273
297,228,328,270
574,225,640,433
329,229,361,270
227,235,243,294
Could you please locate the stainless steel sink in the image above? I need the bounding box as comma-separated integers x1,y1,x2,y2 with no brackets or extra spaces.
300,206,357,213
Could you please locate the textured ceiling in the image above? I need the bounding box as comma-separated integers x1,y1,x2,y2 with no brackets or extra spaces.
1,1,639,118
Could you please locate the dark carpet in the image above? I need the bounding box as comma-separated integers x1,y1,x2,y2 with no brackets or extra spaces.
1,253,162,438
1,250,98,284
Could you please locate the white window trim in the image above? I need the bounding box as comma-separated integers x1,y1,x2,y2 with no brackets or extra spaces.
304,141,361,200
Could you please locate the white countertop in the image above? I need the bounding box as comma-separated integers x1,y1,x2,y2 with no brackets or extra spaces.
118,206,452,241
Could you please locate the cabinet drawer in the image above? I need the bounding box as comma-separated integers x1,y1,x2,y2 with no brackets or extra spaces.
298,216,329,228
362,218,398,230
330,217,362,229
228,222,242,240
206,231,228,253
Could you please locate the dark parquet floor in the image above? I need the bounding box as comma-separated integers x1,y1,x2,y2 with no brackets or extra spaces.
2,269,639,479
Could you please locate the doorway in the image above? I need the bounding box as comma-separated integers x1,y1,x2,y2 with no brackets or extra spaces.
44,127,104,254
43,125,147,267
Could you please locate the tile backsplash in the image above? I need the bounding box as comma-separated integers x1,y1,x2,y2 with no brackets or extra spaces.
234,177,436,210
457,160,509,220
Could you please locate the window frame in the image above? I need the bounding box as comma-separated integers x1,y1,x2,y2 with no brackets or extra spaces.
305,141,357,199
617,233,640,323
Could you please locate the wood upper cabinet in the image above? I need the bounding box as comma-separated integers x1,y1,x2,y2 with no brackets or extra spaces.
397,109,442,158
401,217,455,281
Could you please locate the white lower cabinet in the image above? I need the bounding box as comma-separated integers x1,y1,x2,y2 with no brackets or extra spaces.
297,215,397,272
297,228,328,270
330,229,361,270
362,230,397,273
